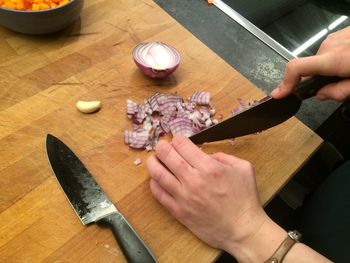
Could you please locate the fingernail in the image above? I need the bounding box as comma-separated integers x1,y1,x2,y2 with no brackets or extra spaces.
271,88,279,97
316,93,327,101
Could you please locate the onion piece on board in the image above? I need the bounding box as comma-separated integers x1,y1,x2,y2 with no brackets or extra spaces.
124,91,216,150
132,42,181,78
125,93,268,150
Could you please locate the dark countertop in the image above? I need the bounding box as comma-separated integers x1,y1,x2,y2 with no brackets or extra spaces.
155,0,340,130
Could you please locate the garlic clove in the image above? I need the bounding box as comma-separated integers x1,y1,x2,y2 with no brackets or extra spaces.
134,158,142,166
76,100,101,114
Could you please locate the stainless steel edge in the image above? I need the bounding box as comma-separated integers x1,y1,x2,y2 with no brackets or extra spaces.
213,0,296,61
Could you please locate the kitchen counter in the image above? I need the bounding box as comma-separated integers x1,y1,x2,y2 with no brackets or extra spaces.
0,0,322,262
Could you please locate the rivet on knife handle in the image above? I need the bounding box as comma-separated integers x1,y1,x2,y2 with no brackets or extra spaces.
97,213,158,263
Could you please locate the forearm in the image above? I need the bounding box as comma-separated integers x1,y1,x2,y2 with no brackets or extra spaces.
225,214,331,263
284,243,331,263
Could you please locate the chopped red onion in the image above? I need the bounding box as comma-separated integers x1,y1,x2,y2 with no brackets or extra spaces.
134,158,142,166
124,129,150,149
124,91,217,150
126,99,138,118
148,92,166,112
231,96,271,116
125,95,271,150
168,117,193,137
132,42,181,78
145,145,153,152
205,118,212,127
189,91,210,105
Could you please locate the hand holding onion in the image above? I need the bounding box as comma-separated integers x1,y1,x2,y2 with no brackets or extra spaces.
132,42,181,78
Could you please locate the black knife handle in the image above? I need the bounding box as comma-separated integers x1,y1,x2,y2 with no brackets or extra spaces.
294,75,343,100
97,212,158,263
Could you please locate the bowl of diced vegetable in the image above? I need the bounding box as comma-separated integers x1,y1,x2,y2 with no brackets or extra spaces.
0,0,83,34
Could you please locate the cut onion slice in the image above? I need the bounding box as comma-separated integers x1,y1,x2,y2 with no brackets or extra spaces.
132,42,181,78
189,91,210,105
168,117,193,137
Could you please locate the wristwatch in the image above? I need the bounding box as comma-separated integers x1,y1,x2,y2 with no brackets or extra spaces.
264,230,302,263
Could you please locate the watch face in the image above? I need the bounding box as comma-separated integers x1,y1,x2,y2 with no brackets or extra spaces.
288,230,302,241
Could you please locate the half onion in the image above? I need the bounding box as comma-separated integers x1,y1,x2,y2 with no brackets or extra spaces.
132,42,181,78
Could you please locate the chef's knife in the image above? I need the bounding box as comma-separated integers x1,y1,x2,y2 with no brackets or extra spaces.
46,134,157,263
190,75,342,144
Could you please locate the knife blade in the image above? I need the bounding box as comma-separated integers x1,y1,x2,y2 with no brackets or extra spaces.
189,75,342,144
46,134,157,263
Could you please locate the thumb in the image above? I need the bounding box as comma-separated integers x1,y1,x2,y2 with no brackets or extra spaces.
316,79,350,102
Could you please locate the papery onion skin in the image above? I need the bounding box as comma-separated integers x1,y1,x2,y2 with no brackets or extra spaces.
132,42,181,79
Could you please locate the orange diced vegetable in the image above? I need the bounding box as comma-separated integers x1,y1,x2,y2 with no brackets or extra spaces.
38,2,49,9
31,2,39,9
58,0,68,6
1,0,70,10
3,1,15,9
16,1,25,9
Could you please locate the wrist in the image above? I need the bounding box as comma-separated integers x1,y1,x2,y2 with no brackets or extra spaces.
225,211,286,263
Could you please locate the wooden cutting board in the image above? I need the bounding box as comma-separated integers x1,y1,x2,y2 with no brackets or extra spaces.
0,0,322,262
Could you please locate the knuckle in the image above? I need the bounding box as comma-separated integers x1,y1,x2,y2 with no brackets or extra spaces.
156,190,167,206
320,38,331,50
206,163,222,177
242,160,254,173
319,41,328,52
154,166,165,182
155,140,171,158
146,155,155,170
326,32,337,41
190,184,202,196
286,58,299,72
334,46,347,62
205,162,216,173
146,157,165,182
172,205,187,220
150,180,161,199
334,84,349,102
185,178,202,195
186,178,198,190
178,158,190,172
152,186,162,200
172,134,187,148
211,152,224,159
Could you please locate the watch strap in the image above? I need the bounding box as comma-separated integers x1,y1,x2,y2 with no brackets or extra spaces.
264,230,301,263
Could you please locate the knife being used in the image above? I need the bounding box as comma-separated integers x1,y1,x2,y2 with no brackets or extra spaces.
189,75,342,144
46,134,157,263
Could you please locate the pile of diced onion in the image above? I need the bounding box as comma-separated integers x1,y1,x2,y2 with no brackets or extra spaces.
124,91,218,150
124,91,269,150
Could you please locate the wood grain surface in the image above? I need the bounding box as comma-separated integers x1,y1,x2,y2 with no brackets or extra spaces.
0,0,322,262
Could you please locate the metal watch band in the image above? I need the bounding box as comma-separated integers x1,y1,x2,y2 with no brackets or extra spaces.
264,230,301,263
